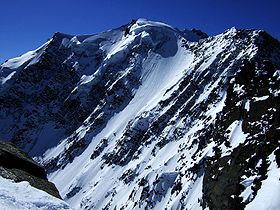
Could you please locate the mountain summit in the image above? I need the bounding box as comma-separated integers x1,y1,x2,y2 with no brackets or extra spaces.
0,19,280,210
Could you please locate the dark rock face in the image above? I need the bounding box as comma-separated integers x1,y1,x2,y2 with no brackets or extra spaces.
202,58,280,210
0,140,61,199
0,35,81,156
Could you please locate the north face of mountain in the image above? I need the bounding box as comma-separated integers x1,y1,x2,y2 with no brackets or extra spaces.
0,19,280,209
0,19,205,157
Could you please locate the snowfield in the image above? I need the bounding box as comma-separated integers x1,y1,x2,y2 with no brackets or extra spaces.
0,177,71,210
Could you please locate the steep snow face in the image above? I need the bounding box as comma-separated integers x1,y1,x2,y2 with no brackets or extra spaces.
245,152,280,210
0,177,71,210
1,20,280,210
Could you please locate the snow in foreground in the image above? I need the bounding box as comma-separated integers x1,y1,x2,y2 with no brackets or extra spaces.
0,177,71,210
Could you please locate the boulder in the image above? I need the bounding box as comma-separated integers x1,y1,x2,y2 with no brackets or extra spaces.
0,140,61,199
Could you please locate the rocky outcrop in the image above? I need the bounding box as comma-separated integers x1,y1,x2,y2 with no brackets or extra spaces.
202,59,280,210
0,140,61,199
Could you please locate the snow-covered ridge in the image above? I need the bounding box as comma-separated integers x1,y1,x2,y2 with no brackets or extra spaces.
0,39,52,85
0,19,280,210
1,39,52,70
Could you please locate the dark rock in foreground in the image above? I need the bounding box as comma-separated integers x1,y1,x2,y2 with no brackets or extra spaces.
0,140,61,199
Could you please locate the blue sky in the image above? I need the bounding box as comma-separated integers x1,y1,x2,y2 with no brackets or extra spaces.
0,0,279,63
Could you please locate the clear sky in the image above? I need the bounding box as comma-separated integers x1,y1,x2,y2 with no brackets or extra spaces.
0,0,279,63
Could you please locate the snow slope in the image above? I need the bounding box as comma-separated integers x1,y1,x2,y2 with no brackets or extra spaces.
245,152,280,210
0,177,71,210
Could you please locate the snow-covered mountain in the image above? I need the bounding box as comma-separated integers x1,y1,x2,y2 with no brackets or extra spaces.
0,19,279,210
